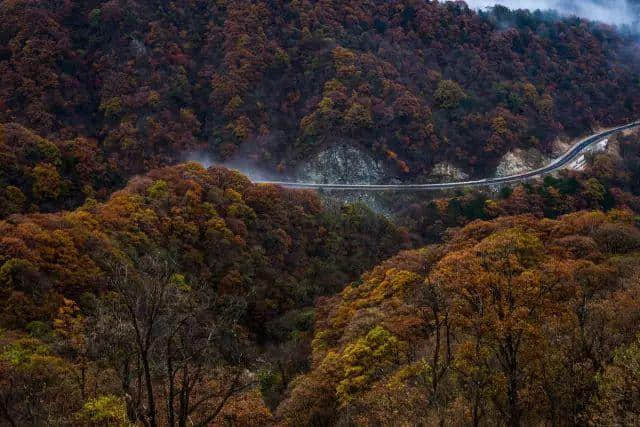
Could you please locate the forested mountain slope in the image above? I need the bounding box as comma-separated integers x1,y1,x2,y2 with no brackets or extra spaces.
0,163,404,334
2,0,640,195
0,164,405,424
398,127,640,244
4,1,640,425
278,211,640,425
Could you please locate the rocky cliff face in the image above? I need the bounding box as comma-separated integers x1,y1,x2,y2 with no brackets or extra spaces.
294,144,395,215
296,144,387,184
495,148,551,177
429,162,470,182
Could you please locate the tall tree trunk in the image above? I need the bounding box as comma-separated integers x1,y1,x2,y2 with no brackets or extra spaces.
507,357,520,427
121,356,138,424
472,388,481,427
141,350,158,427
166,341,175,427
178,365,190,427
0,399,17,427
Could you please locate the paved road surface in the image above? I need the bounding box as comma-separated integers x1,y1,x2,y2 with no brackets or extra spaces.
255,121,639,191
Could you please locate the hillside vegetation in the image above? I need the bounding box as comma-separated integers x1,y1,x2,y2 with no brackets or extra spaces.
0,163,405,425
3,1,640,425
279,211,640,425
2,0,640,195
398,128,640,244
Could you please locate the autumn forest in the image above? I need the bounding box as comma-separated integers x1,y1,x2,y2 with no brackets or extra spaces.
3,0,640,426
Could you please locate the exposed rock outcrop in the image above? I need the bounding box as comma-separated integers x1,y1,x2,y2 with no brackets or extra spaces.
430,162,470,182
296,144,386,184
495,148,551,177
295,144,392,215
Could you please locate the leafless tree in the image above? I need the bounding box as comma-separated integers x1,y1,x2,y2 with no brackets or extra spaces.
90,254,255,427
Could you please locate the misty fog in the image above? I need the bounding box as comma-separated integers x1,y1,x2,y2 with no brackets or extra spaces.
183,151,285,183
465,0,638,27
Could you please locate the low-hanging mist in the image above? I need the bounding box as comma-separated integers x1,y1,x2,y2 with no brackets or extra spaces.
182,151,285,183
465,0,639,27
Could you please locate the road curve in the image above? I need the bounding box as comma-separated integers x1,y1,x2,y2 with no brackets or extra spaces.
255,121,640,191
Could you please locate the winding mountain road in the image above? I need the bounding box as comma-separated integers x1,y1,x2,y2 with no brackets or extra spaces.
256,121,640,191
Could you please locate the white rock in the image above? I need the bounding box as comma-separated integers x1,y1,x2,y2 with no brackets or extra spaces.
296,144,386,184
495,148,550,177
430,162,469,181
